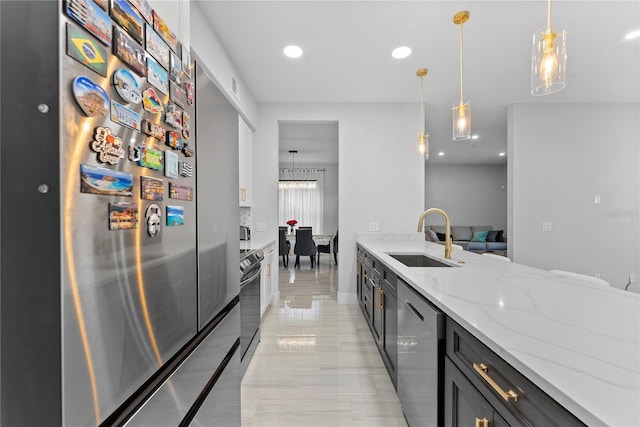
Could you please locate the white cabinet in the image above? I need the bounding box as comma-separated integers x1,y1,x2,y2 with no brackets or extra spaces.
260,243,274,318
238,117,252,206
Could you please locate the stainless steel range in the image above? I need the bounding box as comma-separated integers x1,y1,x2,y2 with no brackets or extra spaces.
239,249,263,375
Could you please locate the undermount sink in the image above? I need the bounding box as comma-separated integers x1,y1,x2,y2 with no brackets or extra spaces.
386,253,454,268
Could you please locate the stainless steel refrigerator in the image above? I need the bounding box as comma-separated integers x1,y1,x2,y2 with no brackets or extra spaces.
1,1,241,425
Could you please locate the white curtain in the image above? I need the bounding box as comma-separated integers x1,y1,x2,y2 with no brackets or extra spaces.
279,168,324,234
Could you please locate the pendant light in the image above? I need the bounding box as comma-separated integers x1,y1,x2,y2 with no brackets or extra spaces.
531,0,567,95
452,11,471,142
417,68,429,160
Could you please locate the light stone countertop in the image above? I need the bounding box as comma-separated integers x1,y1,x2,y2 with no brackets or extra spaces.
240,237,275,254
357,233,640,427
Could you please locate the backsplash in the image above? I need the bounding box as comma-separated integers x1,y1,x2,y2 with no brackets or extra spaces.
239,207,251,227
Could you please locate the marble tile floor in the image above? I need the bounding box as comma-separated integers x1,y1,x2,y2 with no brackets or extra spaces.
241,258,408,427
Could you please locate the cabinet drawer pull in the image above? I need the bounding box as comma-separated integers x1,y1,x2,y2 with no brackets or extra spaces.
475,417,489,427
473,363,519,402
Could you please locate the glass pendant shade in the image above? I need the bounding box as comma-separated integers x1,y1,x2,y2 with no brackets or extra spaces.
531,28,567,95
418,133,429,160
452,101,471,141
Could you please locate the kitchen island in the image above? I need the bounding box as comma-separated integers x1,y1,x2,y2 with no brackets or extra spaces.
357,233,639,427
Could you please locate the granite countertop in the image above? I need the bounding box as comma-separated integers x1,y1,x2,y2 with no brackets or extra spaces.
240,237,275,254
357,233,640,427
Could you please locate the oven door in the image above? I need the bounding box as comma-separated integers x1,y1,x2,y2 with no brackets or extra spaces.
239,265,261,360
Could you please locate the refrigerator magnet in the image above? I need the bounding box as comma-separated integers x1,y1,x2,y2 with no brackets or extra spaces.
109,202,139,230
164,108,182,130
170,51,182,85
128,144,140,161
65,0,112,46
170,81,186,108
142,120,166,140
110,100,141,132
147,56,169,94
166,205,184,226
182,112,191,139
153,10,178,53
140,176,164,201
184,81,194,106
66,24,108,77
113,26,146,77
113,69,142,104
182,143,194,157
72,76,109,117
179,161,193,177
91,126,126,165
169,183,193,201
182,46,192,79
142,87,163,114
110,0,144,44
164,150,179,178
145,24,169,70
130,0,153,24
80,164,133,196
145,203,162,237
166,131,183,151
138,146,163,171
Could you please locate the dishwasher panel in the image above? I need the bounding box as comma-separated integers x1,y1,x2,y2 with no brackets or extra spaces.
397,279,444,427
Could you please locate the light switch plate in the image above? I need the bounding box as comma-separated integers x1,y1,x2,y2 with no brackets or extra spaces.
256,222,266,232
369,222,379,232
594,194,601,204
542,222,552,232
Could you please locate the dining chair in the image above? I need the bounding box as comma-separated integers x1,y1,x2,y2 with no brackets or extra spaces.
549,270,610,287
317,230,338,265
294,228,316,268
278,228,290,268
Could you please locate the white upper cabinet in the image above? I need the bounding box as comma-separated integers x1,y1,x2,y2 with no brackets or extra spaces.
239,117,252,206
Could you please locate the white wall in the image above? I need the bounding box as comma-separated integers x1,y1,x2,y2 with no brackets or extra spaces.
425,164,507,231
508,103,639,291
253,103,425,303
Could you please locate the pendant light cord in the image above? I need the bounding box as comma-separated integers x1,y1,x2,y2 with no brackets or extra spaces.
420,76,425,135
459,21,464,104
547,0,553,32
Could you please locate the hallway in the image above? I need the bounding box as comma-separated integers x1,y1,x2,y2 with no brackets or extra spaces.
241,259,407,426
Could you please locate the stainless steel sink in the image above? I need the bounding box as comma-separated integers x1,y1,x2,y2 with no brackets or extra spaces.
387,253,453,268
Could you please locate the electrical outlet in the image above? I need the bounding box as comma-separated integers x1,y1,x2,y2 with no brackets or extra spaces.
256,222,266,232
594,194,601,204
542,222,552,232
369,222,379,232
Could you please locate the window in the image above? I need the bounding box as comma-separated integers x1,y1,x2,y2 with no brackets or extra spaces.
278,168,324,233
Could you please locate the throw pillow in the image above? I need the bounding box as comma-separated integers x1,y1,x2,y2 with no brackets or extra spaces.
436,232,452,242
495,230,504,242
471,230,489,242
486,230,499,242
427,229,439,242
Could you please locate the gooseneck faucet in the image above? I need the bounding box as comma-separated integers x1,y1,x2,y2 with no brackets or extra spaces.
417,208,452,259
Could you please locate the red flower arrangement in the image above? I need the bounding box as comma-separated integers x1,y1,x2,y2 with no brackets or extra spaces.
286,219,298,226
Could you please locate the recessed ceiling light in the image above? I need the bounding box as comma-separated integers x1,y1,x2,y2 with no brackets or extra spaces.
625,29,640,40
471,135,479,140
283,45,303,58
499,152,506,157
438,152,445,156
391,46,412,59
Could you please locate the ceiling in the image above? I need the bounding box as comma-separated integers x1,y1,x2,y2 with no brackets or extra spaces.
196,1,639,164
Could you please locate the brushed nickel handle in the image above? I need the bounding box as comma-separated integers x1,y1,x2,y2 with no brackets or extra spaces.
475,417,489,427
473,363,519,402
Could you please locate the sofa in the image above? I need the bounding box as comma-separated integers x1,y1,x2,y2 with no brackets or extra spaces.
424,225,507,253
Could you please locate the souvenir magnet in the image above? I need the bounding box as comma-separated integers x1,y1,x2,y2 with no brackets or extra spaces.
166,205,184,226
169,183,193,201
110,100,141,132
66,24,108,77
166,131,183,151
142,120,166,140
140,176,164,201
184,81,194,106
182,144,195,157
170,81,186,108
65,0,112,46
130,0,153,24
170,51,181,85
113,69,142,104
153,10,178,53
147,56,169,94
145,24,170,70
182,111,191,139
110,0,144,44
138,146,164,171
145,204,162,236
164,107,182,129
128,144,141,161
182,45,192,79
180,161,193,177
142,87,163,114
72,76,109,117
113,26,146,77
109,202,139,230
80,164,133,196
91,126,126,165
164,150,179,178
94,0,108,12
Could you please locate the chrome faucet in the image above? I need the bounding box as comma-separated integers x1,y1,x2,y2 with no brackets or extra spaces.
417,208,452,259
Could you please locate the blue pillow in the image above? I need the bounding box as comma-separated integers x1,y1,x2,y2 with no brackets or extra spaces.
471,230,489,242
